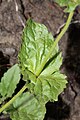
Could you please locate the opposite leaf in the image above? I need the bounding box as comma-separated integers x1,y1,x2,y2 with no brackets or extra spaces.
10,92,46,120
0,64,20,98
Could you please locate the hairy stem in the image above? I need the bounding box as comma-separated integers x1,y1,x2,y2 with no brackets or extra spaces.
0,84,27,113
36,11,74,76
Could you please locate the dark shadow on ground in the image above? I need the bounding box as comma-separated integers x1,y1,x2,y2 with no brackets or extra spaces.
63,23,80,84
44,97,70,120
0,51,10,80
44,22,80,120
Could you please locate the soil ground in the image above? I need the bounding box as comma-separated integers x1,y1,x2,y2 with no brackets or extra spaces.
0,0,80,120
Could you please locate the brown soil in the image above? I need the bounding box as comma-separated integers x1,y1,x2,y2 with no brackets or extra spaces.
0,0,80,120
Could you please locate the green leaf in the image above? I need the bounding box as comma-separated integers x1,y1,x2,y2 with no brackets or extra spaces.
18,19,58,75
10,92,46,120
0,64,20,98
34,72,67,102
54,0,80,12
18,19,67,103
26,71,67,103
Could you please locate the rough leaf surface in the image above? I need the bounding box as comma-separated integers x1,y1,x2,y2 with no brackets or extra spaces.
10,92,46,120
34,72,67,102
19,19,67,103
18,19,58,74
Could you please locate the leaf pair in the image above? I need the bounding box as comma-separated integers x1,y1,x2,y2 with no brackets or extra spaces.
0,19,67,120
18,19,67,103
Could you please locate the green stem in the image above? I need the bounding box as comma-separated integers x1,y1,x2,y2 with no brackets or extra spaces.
36,11,74,77
0,84,27,113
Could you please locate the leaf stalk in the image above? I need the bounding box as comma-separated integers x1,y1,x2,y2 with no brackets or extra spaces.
36,11,74,76
0,84,27,113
